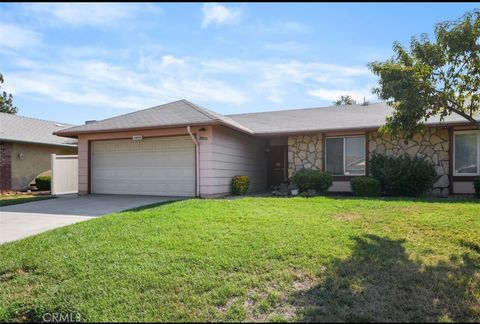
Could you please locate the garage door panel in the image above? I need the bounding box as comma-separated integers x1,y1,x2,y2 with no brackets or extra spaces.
92,136,195,196
93,164,195,174
94,151,194,166
94,168,195,181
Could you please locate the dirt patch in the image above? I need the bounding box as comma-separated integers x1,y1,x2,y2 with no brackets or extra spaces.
240,270,321,322
217,296,238,313
292,270,318,292
335,212,362,221
243,292,297,322
0,268,31,282
16,269,29,277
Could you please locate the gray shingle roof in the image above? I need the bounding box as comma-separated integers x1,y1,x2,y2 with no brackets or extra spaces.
227,102,478,135
0,113,77,147
55,99,479,138
55,99,253,136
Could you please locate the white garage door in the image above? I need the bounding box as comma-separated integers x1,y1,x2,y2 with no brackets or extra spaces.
91,136,195,196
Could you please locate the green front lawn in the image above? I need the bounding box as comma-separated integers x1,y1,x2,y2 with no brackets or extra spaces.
0,197,479,322
0,194,54,207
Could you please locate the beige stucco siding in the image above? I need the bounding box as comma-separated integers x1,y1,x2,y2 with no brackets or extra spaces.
11,142,76,190
199,126,268,197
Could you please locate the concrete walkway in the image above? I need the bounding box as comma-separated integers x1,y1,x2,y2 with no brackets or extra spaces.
0,194,180,244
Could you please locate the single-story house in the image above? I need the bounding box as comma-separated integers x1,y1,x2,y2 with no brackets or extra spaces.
0,113,77,192
55,99,480,197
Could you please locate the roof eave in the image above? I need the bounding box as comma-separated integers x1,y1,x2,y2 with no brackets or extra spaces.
53,117,478,139
54,120,254,138
253,120,478,137
254,126,381,137
0,138,78,147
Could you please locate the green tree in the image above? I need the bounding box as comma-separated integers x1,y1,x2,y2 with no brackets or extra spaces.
0,73,18,114
369,10,480,138
333,95,357,106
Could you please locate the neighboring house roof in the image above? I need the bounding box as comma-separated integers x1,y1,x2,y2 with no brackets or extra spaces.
228,102,478,135
55,99,480,138
55,99,253,137
0,113,77,147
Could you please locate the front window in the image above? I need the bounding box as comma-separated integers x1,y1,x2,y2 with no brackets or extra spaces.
325,136,365,176
454,130,480,176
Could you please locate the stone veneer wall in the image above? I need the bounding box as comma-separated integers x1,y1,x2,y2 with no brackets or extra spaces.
287,127,450,196
369,127,450,197
287,134,323,178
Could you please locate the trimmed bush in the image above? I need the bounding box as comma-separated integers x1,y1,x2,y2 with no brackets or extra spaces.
351,176,381,197
290,169,333,195
232,175,250,196
35,176,51,191
474,176,480,198
369,153,436,197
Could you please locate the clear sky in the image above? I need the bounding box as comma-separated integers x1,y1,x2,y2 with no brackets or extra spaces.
0,3,478,125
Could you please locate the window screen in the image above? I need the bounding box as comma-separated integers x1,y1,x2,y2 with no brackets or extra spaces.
454,133,478,174
326,138,344,175
345,137,365,175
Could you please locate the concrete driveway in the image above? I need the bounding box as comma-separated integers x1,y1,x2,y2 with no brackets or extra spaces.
0,195,179,244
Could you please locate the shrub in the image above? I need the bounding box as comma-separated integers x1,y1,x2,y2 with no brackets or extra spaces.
369,153,436,197
35,176,51,191
350,176,381,197
474,176,480,198
290,169,333,195
232,175,250,196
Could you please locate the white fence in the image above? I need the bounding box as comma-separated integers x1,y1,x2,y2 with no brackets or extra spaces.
51,154,78,195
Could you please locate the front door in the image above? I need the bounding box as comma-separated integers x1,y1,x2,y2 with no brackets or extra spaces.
268,146,287,187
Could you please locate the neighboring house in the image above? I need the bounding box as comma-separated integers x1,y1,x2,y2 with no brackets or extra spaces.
55,99,480,198
0,113,77,192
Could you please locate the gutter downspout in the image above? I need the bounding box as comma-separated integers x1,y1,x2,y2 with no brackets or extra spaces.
187,126,200,197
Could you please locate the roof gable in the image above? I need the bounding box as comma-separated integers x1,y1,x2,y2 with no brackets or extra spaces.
56,99,253,136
